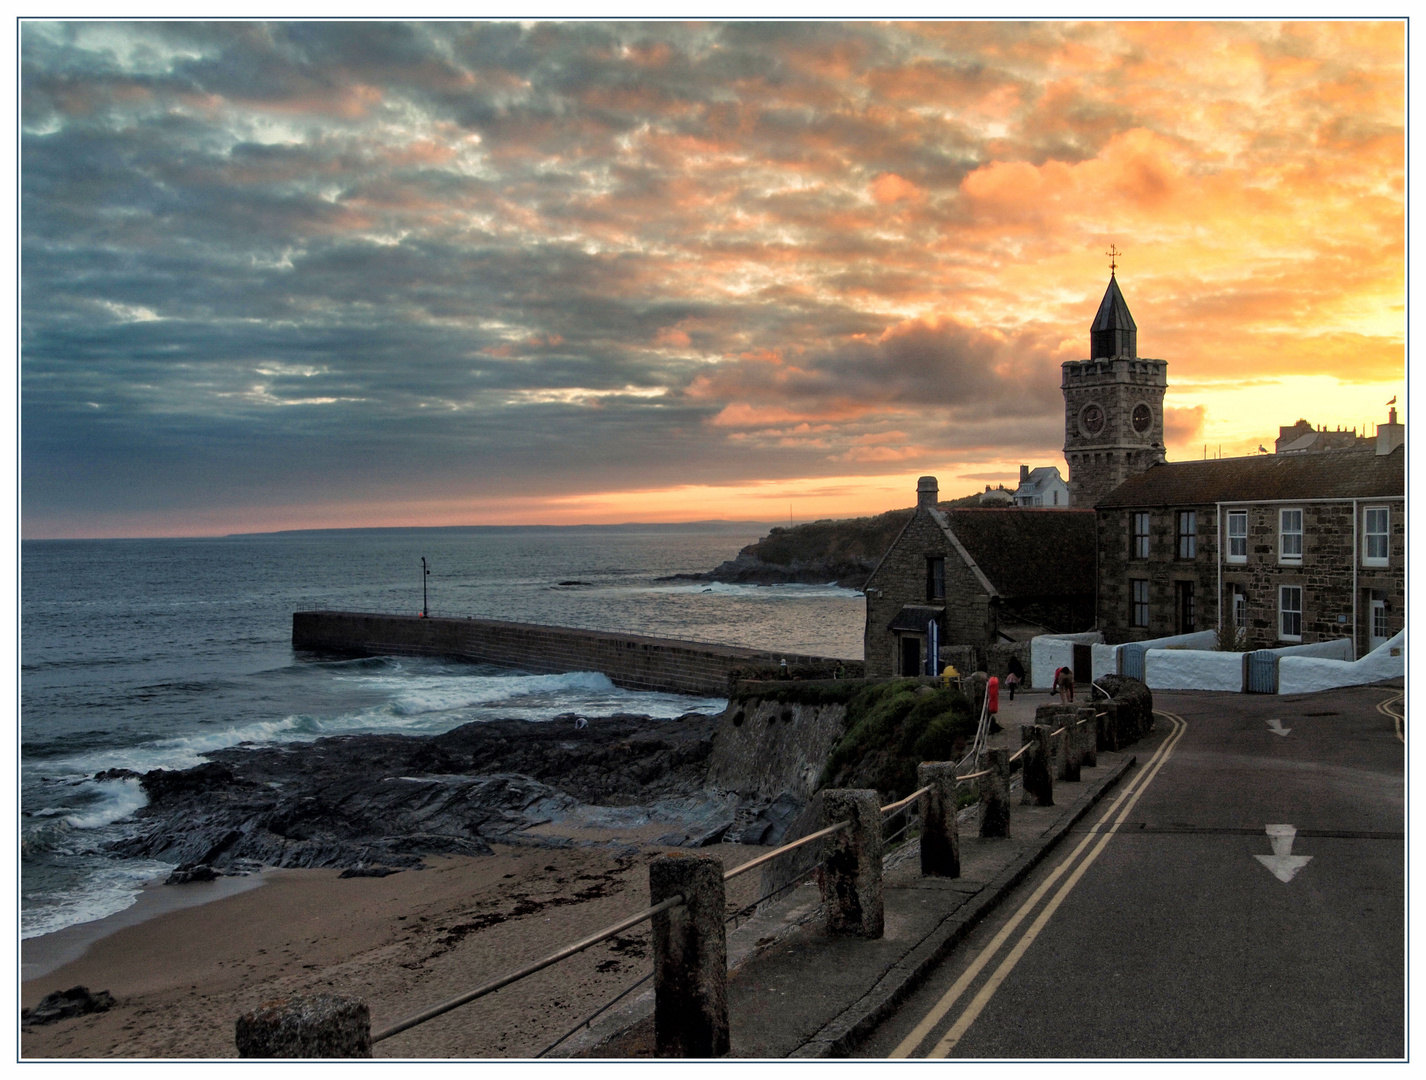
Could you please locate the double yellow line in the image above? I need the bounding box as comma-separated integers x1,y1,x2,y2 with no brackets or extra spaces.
1376,691,1404,743
891,709,1189,1058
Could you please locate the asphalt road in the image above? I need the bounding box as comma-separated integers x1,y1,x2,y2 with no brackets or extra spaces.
862,682,1405,1059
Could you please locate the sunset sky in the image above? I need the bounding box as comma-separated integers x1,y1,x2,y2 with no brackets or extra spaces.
20,20,1405,539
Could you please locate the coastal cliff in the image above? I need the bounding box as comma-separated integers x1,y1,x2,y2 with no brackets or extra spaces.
687,489,1001,590
685,508,914,590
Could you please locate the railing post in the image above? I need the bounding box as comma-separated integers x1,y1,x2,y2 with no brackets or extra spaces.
1020,724,1054,806
1076,706,1098,768
1061,709,1082,782
979,747,1010,838
820,789,884,938
917,763,960,878
649,853,729,1058
235,994,371,1058
1098,699,1120,752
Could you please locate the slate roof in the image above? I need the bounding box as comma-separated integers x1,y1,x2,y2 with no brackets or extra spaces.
937,508,1096,599
1095,445,1404,508
1091,276,1137,333
1013,466,1065,500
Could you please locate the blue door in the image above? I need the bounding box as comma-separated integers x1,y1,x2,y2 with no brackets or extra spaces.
1245,650,1278,693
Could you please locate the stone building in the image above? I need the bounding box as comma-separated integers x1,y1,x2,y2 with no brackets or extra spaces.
862,476,1096,677
1062,274,1167,507
1094,431,1404,654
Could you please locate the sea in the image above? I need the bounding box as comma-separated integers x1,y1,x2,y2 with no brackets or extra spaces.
19,525,865,941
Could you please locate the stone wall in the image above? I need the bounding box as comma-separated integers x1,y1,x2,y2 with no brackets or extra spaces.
292,612,860,698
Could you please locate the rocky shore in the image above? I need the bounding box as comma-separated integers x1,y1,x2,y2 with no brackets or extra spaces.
102,712,740,879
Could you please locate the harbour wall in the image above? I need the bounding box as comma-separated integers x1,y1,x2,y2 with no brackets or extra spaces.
292,611,862,698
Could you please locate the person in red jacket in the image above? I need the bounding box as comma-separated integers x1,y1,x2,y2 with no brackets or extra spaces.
986,674,999,722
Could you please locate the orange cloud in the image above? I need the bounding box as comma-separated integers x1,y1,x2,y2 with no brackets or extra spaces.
871,172,923,204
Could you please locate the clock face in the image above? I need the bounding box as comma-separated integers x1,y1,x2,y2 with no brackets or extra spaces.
1132,403,1153,434
1079,402,1105,437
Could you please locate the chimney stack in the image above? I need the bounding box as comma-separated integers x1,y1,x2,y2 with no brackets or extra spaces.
1019,464,1030,483
917,476,939,509
1377,407,1404,456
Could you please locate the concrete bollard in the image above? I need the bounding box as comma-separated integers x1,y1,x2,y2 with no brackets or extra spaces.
820,789,884,938
1019,725,1054,806
650,853,730,1058
917,763,960,878
1034,704,1068,778
235,994,371,1058
1076,706,1098,767
979,747,1010,838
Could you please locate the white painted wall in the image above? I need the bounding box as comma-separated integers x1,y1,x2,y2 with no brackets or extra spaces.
1145,649,1243,692
1030,632,1103,690
1279,631,1404,694
1091,643,1120,681
1259,638,1355,662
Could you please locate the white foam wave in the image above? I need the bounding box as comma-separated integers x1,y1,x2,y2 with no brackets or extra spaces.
40,670,722,780
21,858,175,940
379,670,619,716
63,778,149,830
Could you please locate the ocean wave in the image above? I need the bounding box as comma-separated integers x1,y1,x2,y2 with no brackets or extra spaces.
64,778,150,830
21,857,175,940
615,581,863,600
37,670,723,779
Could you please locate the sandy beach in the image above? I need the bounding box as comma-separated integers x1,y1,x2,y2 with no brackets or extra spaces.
21,837,773,1059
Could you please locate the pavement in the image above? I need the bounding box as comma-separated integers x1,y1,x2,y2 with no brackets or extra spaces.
564,684,1139,1058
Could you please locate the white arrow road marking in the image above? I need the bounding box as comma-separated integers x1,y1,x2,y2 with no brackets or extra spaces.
1266,718,1291,736
1255,823,1312,882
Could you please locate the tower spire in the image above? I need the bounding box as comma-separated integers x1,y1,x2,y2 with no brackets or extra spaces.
1106,243,1121,278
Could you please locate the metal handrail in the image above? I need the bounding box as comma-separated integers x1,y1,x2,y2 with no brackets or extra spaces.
722,819,849,882
371,892,686,1043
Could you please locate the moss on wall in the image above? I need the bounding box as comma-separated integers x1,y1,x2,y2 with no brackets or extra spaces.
818,680,976,800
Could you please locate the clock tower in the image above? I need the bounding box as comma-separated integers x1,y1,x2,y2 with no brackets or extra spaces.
1062,268,1167,507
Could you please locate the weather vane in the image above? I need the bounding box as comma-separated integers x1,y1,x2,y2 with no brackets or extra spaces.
1106,244,1122,277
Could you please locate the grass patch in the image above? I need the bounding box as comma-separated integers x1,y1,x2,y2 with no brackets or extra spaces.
818,679,975,801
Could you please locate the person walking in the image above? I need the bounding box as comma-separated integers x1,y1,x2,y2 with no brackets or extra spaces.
986,674,1000,725
1006,655,1025,701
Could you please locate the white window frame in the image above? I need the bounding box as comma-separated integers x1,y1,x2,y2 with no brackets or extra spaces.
1363,506,1389,567
1279,508,1303,564
1279,585,1303,642
1133,512,1150,559
1131,579,1150,628
1177,510,1196,560
1231,587,1247,631
1226,510,1247,564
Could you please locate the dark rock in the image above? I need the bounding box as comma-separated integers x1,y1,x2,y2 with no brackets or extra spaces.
23,986,115,1025
338,866,401,879
141,762,237,800
166,862,219,884
93,768,140,783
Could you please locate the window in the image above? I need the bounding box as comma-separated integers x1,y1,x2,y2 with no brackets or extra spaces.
1177,580,1196,634
1177,510,1197,559
1131,579,1150,628
926,556,945,601
1280,509,1303,563
1373,600,1389,642
1227,511,1247,564
1231,587,1247,631
1364,506,1389,566
1133,512,1150,559
1279,585,1302,641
